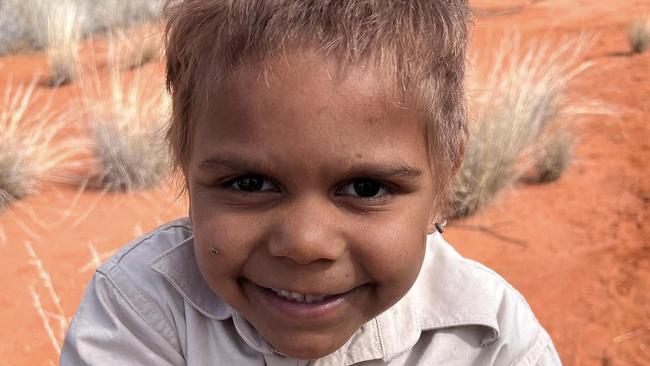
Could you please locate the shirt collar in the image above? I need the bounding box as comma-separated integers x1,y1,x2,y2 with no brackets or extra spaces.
149,230,499,364
411,233,501,346
149,237,233,320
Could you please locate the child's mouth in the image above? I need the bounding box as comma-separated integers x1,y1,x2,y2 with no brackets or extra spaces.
268,288,329,303
244,280,364,321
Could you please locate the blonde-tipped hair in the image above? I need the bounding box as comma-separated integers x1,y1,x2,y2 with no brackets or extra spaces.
164,0,469,204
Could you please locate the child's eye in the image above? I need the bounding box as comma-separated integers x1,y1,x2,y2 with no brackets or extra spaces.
226,175,278,192
337,179,390,199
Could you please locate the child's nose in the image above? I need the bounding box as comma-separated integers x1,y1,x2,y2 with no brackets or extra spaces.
266,195,346,265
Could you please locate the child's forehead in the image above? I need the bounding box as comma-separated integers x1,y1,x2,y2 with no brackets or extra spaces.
205,48,405,106
199,54,423,133
190,51,431,173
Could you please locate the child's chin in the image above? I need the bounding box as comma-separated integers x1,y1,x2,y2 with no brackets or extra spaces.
267,331,352,360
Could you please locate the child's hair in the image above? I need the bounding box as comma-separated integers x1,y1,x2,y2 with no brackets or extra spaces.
164,0,470,210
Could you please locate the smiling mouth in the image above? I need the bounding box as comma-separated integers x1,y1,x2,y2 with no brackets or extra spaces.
244,280,367,321
251,281,360,305
269,288,329,303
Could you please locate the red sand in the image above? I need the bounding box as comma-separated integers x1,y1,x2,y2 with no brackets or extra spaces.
1,1,648,365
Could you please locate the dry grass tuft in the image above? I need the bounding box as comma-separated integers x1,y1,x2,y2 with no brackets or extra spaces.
80,38,169,191
0,0,164,55
530,129,574,183
0,0,51,53
629,17,650,54
24,241,67,355
0,79,80,209
86,0,165,33
46,1,82,86
448,35,594,218
114,25,163,69
79,241,116,273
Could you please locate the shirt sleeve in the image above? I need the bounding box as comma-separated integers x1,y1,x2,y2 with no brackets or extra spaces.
60,272,186,366
533,341,562,366
514,327,563,366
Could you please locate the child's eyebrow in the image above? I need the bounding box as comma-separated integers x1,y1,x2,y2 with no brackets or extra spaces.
199,155,273,173
340,162,422,179
198,154,422,179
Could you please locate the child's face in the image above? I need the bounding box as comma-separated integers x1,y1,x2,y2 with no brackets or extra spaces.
187,50,438,359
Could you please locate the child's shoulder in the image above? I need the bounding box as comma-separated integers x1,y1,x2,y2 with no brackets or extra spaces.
98,217,193,276
61,219,197,364
93,217,231,322
93,217,222,319
401,234,560,365
418,233,533,323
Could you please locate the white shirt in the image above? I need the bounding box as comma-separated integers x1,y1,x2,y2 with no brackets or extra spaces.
60,218,562,365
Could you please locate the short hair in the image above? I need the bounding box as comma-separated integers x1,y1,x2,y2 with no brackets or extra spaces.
164,0,469,210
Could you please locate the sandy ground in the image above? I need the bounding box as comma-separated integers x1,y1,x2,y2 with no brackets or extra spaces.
0,1,649,365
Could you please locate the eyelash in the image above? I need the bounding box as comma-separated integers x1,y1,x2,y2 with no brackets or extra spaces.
220,175,394,201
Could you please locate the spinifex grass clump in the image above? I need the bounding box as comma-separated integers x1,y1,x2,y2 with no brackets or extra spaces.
88,0,165,34
46,0,82,86
81,39,169,191
532,129,574,183
0,146,31,207
114,25,163,70
448,36,593,218
629,17,650,54
0,0,164,55
0,80,77,209
90,109,168,191
0,0,50,54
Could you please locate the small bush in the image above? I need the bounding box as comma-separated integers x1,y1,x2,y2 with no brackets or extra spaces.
0,0,46,53
0,0,164,55
530,129,574,183
85,0,165,34
89,108,169,191
629,17,650,54
448,35,593,218
46,1,82,86
0,80,79,209
115,25,163,70
80,38,169,191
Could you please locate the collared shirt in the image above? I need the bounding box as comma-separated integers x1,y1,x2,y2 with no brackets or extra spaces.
60,218,562,365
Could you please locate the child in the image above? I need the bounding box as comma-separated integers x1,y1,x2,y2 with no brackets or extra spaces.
61,0,562,365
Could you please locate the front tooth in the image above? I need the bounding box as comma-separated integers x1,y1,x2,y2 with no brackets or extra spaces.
290,292,305,301
271,288,328,303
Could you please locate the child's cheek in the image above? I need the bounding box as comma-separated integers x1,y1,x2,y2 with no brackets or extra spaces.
190,208,257,288
352,214,428,298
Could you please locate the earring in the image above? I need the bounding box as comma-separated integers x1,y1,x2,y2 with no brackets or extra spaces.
209,247,220,255
434,220,447,234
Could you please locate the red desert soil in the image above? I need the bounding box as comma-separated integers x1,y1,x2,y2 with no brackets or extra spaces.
1,1,648,365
